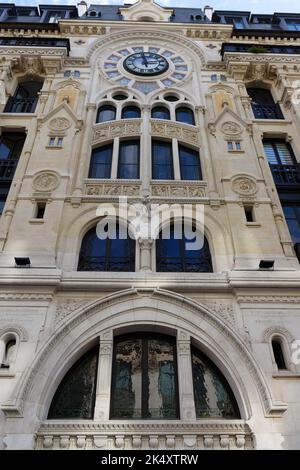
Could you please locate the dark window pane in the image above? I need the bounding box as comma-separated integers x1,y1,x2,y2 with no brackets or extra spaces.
263,140,295,165
175,107,195,125
248,89,283,119
78,225,135,272
5,81,42,113
88,144,113,179
272,340,287,370
152,140,174,180
179,145,201,180
192,348,240,419
121,106,141,119
96,105,116,123
0,133,26,181
151,107,170,120
156,224,213,273
111,334,179,419
48,347,98,419
282,205,300,243
118,140,140,179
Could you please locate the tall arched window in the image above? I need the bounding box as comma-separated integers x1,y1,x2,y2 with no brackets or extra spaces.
78,224,135,272
88,144,113,179
0,336,17,369
156,224,213,272
48,346,98,419
96,105,116,123
272,338,287,370
5,80,43,113
179,145,202,180
121,106,141,119
151,106,170,120
191,347,240,419
152,140,174,180
111,333,179,419
176,107,195,125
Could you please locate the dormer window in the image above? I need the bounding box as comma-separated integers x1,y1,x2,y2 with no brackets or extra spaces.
286,19,300,31
48,11,64,23
225,17,245,29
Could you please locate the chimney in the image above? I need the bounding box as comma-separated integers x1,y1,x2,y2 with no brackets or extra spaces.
204,5,213,21
77,1,88,17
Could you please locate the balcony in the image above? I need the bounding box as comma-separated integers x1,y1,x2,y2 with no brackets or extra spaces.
222,43,300,57
4,97,38,114
252,103,283,120
270,164,300,186
0,160,18,181
0,37,70,53
77,256,135,272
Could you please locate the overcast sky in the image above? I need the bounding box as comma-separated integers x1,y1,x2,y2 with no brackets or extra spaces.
8,0,300,15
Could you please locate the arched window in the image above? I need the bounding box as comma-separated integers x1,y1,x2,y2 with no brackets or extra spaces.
272,338,287,370
96,105,116,123
151,106,170,120
0,336,17,368
156,224,213,272
192,347,240,418
152,140,174,180
111,333,179,419
179,145,202,180
78,224,136,272
176,107,195,125
48,346,98,419
5,80,43,113
121,106,141,119
247,88,283,119
88,144,113,179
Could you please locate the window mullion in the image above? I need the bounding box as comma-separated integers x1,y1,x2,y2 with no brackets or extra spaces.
141,338,149,419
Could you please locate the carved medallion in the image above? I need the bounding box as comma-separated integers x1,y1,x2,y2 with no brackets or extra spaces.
33,171,60,192
49,118,71,131
221,121,243,136
232,176,258,196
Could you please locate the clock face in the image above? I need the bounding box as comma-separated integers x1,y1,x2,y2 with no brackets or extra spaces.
123,52,169,76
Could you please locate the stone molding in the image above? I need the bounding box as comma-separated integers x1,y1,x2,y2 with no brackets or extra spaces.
85,181,141,198
150,181,207,199
150,120,199,146
93,120,142,144
262,327,295,343
0,324,29,342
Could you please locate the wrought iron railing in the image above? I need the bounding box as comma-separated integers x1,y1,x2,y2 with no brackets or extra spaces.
252,103,283,120
156,257,213,273
0,160,18,181
0,37,70,53
270,164,300,185
222,43,300,56
4,97,38,113
77,255,135,272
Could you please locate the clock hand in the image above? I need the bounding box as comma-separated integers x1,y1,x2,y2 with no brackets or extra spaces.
141,52,148,67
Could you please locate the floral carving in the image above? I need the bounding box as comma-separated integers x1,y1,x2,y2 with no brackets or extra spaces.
221,121,243,136
33,172,60,192
151,183,206,198
85,183,140,197
231,176,258,197
151,121,198,145
93,121,141,143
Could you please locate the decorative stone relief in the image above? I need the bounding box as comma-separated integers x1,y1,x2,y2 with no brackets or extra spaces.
55,299,93,325
221,121,243,136
32,172,60,193
49,117,71,131
151,121,199,145
201,301,236,327
237,296,300,304
85,183,140,197
93,121,141,144
262,327,295,343
231,176,258,197
151,183,206,198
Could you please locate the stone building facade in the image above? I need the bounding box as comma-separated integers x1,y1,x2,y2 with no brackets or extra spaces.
0,1,300,450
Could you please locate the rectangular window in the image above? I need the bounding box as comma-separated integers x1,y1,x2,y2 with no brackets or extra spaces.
263,140,295,165
35,202,46,219
152,140,174,180
244,206,255,223
179,145,202,180
49,137,56,146
89,144,113,179
286,20,300,31
117,140,140,179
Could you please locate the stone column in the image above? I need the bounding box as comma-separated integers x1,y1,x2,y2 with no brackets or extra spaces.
141,105,151,197
177,332,196,421
94,331,114,421
138,238,153,272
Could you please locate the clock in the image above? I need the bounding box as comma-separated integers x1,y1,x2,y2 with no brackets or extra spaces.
123,52,169,76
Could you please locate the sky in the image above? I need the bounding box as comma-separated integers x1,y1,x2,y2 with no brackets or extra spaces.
7,0,300,15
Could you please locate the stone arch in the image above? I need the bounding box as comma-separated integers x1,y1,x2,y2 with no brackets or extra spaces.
3,288,285,425
0,325,28,342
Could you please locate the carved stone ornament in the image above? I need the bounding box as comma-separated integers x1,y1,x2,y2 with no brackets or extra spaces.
231,176,258,197
49,117,71,131
33,172,60,192
221,121,243,136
